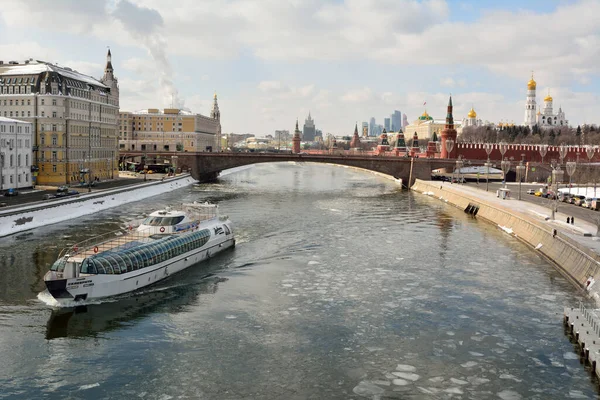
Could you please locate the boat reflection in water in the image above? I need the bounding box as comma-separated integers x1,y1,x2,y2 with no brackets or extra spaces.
45,274,228,340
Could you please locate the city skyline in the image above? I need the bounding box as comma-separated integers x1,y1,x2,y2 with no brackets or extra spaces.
1,0,598,136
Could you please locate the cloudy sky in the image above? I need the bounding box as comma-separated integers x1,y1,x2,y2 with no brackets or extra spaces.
0,0,598,136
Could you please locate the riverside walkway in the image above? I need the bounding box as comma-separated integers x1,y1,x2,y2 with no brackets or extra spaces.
434,181,600,255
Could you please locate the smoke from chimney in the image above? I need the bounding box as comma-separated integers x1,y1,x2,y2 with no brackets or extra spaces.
112,0,183,108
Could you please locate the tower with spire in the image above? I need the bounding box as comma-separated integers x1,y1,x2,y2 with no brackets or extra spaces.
350,123,361,149
209,92,222,150
210,92,220,121
440,95,457,159
292,119,302,154
524,73,537,128
101,48,119,107
302,111,316,142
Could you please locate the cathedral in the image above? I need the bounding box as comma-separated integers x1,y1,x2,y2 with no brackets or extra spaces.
462,106,483,127
524,74,568,129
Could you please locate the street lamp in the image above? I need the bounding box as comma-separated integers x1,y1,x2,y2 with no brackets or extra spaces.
539,144,548,165
501,159,511,188
455,158,464,184
566,161,577,196
499,141,508,161
586,145,597,197
484,143,493,192
445,138,454,159
551,166,564,220
0,153,4,191
516,161,526,200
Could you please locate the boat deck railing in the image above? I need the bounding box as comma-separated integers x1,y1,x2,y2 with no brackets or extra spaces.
58,226,155,260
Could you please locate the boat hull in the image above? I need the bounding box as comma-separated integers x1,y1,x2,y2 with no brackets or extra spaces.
44,235,235,304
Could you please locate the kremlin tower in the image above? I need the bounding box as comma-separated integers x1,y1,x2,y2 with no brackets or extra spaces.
440,96,457,159
292,119,301,154
350,123,361,149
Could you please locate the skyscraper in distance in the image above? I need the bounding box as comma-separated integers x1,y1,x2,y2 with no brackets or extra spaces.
303,111,316,141
369,117,376,137
384,118,391,132
391,110,402,132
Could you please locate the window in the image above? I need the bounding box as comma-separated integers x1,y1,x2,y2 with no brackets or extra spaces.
17,174,21,183
52,99,56,106
41,111,45,117
27,100,30,106
25,174,28,182
17,154,21,166
9,155,13,167
41,99,44,105
52,136,57,146
52,151,57,161
41,134,45,145
52,164,57,172
9,175,13,184
25,154,28,166
52,111,57,118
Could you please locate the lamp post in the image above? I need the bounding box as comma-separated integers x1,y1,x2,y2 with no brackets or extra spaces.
539,144,548,165
516,161,526,200
484,143,493,192
455,158,464,184
499,141,508,161
501,160,511,188
143,152,147,182
566,161,577,196
445,138,454,159
551,165,564,220
0,152,3,191
586,145,596,197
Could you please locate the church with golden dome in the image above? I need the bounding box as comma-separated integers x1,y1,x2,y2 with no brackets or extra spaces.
462,106,483,127
524,74,568,129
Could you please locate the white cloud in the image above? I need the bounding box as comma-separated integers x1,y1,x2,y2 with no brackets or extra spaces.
340,87,373,103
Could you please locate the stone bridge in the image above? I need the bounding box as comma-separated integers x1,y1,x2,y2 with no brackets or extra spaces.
120,151,465,187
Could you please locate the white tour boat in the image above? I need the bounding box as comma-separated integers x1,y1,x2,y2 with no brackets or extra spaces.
43,202,235,304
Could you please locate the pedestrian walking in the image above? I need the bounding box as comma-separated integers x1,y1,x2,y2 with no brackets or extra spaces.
567,217,570,224
571,216,575,225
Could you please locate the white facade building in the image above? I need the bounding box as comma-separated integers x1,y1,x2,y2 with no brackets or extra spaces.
523,74,568,129
536,92,568,128
0,117,33,190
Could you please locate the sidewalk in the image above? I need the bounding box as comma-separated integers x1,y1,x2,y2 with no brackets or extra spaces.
438,181,600,255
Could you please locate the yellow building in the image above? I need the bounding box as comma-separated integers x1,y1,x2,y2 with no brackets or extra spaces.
0,51,119,185
119,96,221,153
403,110,462,141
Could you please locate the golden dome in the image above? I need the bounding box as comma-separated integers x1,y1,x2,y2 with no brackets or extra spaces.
467,107,477,118
544,94,553,102
527,74,536,90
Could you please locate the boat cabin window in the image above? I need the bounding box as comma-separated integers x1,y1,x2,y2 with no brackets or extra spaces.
78,229,212,275
223,225,231,235
50,258,67,272
142,216,185,226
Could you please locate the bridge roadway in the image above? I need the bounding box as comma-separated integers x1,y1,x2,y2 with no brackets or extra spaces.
120,151,469,187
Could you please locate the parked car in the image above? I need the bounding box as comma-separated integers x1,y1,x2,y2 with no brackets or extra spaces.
43,194,57,200
4,188,18,196
573,195,586,206
527,189,536,195
55,190,80,198
0,202,7,207
56,185,69,193
534,191,543,197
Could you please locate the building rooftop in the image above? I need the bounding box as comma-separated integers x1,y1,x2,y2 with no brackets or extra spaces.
0,60,108,89
134,108,195,116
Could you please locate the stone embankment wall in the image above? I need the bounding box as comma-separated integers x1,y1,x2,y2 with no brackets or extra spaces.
412,179,600,301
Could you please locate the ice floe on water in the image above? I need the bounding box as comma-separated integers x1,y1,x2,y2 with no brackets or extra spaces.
391,372,419,381
352,381,385,397
395,364,417,372
78,383,100,390
498,389,523,400
392,379,410,386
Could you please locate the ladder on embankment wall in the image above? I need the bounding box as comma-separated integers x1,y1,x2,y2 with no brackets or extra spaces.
564,303,600,378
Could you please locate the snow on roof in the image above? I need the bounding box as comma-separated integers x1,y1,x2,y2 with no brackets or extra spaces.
0,116,31,124
0,61,107,89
